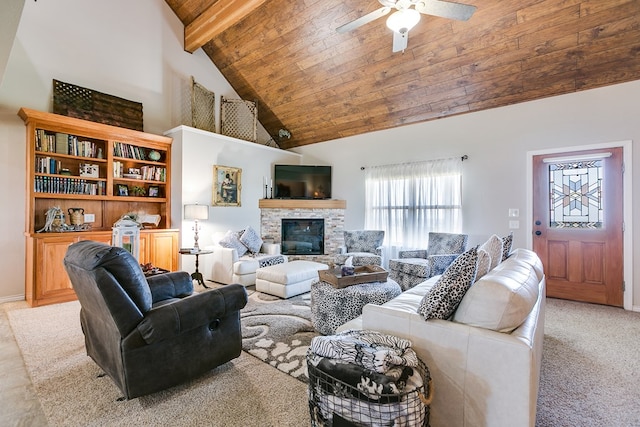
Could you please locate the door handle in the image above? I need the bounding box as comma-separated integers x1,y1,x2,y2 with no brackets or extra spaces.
535,230,542,236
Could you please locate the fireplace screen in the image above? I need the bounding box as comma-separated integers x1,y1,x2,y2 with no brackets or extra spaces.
281,219,324,255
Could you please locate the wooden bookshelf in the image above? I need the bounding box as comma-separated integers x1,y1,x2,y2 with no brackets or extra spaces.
20,108,179,306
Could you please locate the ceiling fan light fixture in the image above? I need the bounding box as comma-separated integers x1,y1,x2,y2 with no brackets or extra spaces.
386,8,421,33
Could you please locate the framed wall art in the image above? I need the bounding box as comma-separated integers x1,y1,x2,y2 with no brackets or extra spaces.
213,165,241,206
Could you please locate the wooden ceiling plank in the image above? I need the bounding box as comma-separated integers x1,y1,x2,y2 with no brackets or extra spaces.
184,0,269,52
167,0,640,147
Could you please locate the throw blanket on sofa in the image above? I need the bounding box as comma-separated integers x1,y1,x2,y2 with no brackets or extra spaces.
310,330,418,374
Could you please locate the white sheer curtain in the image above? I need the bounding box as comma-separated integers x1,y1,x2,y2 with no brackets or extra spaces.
364,157,463,263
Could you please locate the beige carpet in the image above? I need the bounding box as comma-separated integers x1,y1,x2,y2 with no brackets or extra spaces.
6,297,640,426
5,300,309,427
536,298,640,426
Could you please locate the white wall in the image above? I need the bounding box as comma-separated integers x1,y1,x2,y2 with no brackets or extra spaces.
166,125,301,277
0,0,269,302
294,80,640,309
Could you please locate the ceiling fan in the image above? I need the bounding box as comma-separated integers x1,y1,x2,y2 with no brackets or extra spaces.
336,0,476,53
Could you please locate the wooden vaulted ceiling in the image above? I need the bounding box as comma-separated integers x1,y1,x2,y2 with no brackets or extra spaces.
164,0,640,149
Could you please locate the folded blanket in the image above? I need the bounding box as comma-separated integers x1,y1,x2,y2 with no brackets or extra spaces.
307,352,422,403
310,330,418,374
257,255,286,267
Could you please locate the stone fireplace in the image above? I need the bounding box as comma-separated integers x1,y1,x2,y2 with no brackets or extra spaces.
259,199,346,266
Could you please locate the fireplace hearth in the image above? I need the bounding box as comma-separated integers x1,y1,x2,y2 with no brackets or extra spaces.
281,219,324,255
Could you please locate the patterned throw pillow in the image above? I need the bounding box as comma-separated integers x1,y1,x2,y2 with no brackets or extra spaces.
479,234,503,270
219,229,247,257
502,232,514,261
418,247,478,320
239,225,264,254
475,248,491,281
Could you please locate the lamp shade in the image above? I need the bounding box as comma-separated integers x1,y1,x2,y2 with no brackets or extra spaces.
386,8,421,33
184,204,209,221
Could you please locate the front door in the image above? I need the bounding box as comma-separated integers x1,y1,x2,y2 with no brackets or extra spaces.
532,147,624,307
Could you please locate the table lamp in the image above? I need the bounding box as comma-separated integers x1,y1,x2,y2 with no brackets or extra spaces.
184,204,209,251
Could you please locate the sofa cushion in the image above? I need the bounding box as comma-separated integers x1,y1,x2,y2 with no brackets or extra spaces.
418,247,478,320
239,225,263,254
479,234,503,270
453,253,541,332
219,230,247,257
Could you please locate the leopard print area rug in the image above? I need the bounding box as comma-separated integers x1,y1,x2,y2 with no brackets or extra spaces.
240,290,318,383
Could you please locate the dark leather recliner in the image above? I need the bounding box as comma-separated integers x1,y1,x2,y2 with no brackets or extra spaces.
63,240,248,399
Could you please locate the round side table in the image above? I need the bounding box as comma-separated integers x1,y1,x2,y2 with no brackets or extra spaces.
310,278,402,335
179,248,213,288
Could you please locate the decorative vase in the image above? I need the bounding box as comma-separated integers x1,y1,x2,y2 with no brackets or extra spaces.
68,207,85,225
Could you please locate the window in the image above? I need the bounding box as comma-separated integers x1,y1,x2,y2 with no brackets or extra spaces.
364,157,463,259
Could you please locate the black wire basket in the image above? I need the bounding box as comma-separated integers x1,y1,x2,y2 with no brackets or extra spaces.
307,353,433,427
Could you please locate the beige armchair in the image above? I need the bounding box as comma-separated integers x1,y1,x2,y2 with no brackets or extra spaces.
389,232,468,290
335,230,385,267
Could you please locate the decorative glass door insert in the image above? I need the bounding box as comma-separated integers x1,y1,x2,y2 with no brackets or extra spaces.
548,159,604,229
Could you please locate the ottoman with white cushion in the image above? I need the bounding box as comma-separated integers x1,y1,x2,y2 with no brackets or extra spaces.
256,260,329,298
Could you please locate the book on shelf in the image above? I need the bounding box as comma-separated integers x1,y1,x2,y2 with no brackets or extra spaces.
113,161,124,178
35,129,103,159
113,141,148,160
55,133,69,155
34,176,106,195
35,156,62,174
140,165,167,182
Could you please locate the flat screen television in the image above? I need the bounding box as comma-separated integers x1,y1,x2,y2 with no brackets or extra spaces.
274,164,331,199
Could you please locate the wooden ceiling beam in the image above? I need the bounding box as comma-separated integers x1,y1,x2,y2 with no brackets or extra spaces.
184,0,268,53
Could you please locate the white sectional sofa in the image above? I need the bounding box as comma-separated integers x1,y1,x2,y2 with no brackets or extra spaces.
337,248,546,427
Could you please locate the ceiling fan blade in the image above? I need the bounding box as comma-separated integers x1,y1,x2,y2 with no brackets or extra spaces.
392,30,409,53
415,0,477,21
336,6,391,33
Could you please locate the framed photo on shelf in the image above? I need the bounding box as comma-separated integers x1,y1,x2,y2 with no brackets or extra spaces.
117,184,129,196
148,185,160,197
213,165,241,206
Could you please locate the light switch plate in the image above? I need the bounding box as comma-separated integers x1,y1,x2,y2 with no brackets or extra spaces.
84,213,95,223
508,208,520,217
509,220,520,229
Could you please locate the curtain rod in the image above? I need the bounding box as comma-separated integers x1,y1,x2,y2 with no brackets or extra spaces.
360,155,468,170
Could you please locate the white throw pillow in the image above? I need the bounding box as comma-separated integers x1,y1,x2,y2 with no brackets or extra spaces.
479,234,503,271
219,230,247,257
239,225,264,254
475,248,491,281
